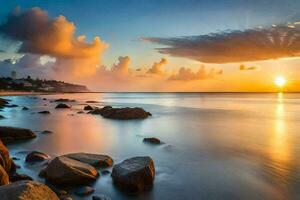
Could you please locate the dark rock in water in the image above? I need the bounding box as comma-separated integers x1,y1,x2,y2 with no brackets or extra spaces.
0,98,9,109
143,137,161,144
86,101,100,103
38,110,51,114
89,106,151,120
111,156,155,193
0,126,36,143
41,130,53,134
55,103,71,109
54,98,76,102
43,156,99,185
84,105,94,110
43,98,47,100
25,151,50,163
101,170,110,175
74,186,94,196
9,173,33,182
22,107,29,110
77,111,85,114
92,195,112,200
6,104,18,108
0,180,59,200
0,115,5,119
12,157,20,161
64,153,113,168
0,165,9,186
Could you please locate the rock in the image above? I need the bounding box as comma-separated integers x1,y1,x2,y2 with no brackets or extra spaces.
25,151,50,163
74,186,94,196
6,104,18,108
0,140,13,170
77,111,85,114
0,165,9,186
0,115,5,119
111,156,155,193
56,189,68,196
0,98,9,108
22,107,29,110
41,130,53,134
9,173,33,182
43,156,99,185
12,157,20,161
100,170,110,175
143,137,161,144
64,153,113,168
92,195,112,200
38,110,51,114
89,106,151,120
43,98,47,100
0,127,36,143
86,101,100,103
0,180,59,200
55,103,71,109
54,98,76,102
84,105,94,110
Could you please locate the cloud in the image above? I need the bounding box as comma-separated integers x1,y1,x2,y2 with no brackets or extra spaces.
143,25,300,63
239,64,256,71
147,58,168,74
169,65,223,81
111,56,131,76
0,7,108,77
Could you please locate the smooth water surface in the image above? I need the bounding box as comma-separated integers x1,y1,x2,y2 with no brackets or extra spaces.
0,93,300,200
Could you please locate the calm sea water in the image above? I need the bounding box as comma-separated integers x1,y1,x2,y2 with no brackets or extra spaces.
1,93,300,200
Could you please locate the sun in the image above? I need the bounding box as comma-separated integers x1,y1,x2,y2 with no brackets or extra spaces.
274,76,286,88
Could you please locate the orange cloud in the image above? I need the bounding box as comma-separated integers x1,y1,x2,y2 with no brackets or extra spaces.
0,7,108,77
147,58,168,74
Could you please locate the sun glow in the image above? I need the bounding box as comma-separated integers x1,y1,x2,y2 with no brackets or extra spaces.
274,76,286,88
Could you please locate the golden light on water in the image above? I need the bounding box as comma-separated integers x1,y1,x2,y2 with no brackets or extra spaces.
274,76,287,88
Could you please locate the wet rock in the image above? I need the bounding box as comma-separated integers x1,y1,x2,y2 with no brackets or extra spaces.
89,106,152,120
100,170,110,175
0,180,59,200
12,157,20,161
0,98,9,108
86,101,100,103
54,98,76,103
9,173,33,182
64,153,113,168
77,111,85,114
0,115,5,119
41,130,53,134
43,98,47,100
92,195,112,200
55,103,71,109
84,105,94,110
0,126,36,144
22,106,29,110
43,156,99,185
74,186,94,196
56,189,68,196
0,138,12,172
25,151,50,163
6,104,18,108
0,165,9,186
38,110,51,114
111,156,155,193
143,137,161,144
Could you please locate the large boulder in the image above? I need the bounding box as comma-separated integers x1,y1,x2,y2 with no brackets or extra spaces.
0,127,36,143
64,153,113,168
0,165,9,186
111,156,155,193
25,151,50,163
43,156,99,185
55,103,71,109
0,180,59,200
84,105,94,111
89,106,151,120
0,139,12,172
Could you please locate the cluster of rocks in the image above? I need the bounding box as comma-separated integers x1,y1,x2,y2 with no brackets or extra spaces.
88,106,152,120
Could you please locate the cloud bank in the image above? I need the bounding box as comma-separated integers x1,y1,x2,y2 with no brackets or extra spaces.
144,25,300,63
147,58,168,74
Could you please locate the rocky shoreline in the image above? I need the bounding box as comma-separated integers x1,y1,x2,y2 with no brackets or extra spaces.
0,97,162,199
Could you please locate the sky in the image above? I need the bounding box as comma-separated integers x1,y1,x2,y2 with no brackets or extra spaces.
0,0,300,92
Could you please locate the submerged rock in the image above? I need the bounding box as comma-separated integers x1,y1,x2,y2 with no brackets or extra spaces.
0,180,59,200
6,104,18,108
84,105,94,110
0,98,9,108
86,101,100,103
74,186,94,196
77,111,85,114
143,137,162,144
41,130,53,134
0,127,36,143
25,151,50,163
92,195,112,200
111,156,155,193
22,107,29,110
54,98,76,103
55,103,71,109
89,106,152,120
64,153,113,168
43,156,99,185
9,173,33,182
38,110,51,114
0,115,5,119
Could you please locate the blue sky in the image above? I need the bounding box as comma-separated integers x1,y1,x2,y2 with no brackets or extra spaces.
1,0,299,68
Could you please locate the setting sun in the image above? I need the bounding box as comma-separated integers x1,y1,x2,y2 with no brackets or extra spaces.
274,76,287,88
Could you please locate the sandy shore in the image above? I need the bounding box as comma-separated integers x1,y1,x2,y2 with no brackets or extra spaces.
0,91,53,96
